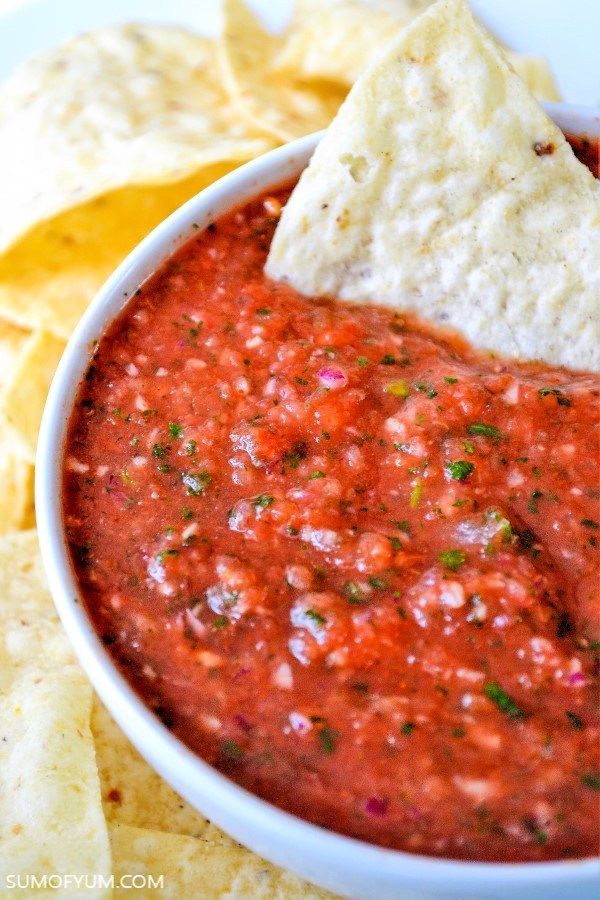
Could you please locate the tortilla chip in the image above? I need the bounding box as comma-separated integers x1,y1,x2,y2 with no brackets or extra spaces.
0,164,252,339
0,330,65,462
0,321,35,529
275,1,561,101
0,531,111,895
267,0,600,371
506,53,561,102
0,428,33,534
274,0,430,85
0,319,30,387
0,24,271,254
92,699,232,844
110,824,335,899
217,0,345,142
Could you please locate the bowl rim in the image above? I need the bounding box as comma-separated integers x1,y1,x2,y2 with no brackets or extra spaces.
36,119,600,897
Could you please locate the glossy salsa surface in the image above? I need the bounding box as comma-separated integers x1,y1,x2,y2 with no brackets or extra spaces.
64,186,599,862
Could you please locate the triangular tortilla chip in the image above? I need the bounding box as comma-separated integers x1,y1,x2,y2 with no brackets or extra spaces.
92,699,232,844
0,164,249,339
0,25,271,254
507,54,560,102
0,329,65,461
267,0,600,370
109,823,335,899
0,531,111,896
274,0,560,101
217,0,345,143
274,0,430,85
0,23,273,339
0,428,33,533
0,319,30,386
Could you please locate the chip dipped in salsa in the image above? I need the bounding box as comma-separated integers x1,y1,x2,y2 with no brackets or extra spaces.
63,181,600,863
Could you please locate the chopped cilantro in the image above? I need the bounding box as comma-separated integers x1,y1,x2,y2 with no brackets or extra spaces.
168,422,183,438
444,376,458,384
452,726,466,738
220,739,243,762
253,493,274,508
581,519,599,529
182,471,211,496
438,549,466,571
415,381,437,398
392,519,411,534
306,608,327,627
156,548,179,564
580,773,600,791
256,307,271,316
344,581,366,605
467,422,502,443
524,821,548,845
119,469,133,485
400,722,414,736
462,441,475,455
295,376,309,386
184,439,197,455
309,470,326,479
368,576,386,590
498,517,513,542
538,387,571,406
283,441,308,469
317,726,338,754
357,356,370,367
181,506,194,520
213,615,228,629
484,681,525,719
389,536,402,551
446,460,475,481
152,443,168,459
380,354,396,365
566,711,584,730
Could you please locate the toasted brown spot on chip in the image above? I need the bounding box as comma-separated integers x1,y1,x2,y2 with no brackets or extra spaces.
534,141,555,156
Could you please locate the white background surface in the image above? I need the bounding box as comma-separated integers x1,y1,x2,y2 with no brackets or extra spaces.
0,0,599,105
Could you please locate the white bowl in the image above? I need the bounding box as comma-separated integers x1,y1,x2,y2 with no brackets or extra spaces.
37,111,600,899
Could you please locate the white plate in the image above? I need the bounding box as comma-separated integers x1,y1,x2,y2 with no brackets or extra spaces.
1,0,599,106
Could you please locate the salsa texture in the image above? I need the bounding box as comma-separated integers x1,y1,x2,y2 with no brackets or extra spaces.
64,186,600,862
565,133,600,178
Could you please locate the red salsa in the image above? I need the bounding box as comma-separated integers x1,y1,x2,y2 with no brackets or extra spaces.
565,133,600,178
64,184,600,862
